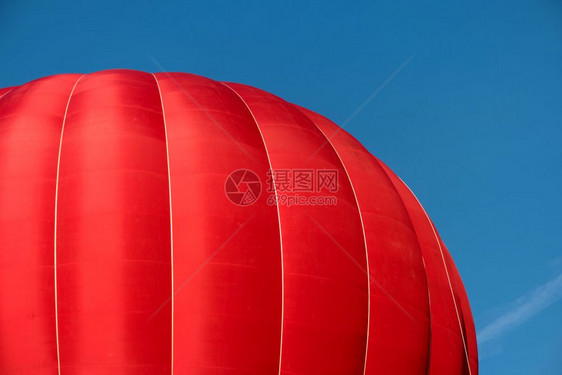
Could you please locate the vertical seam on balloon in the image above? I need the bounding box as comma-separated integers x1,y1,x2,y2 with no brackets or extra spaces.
421,257,432,375
374,159,432,375
220,82,285,375
152,73,175,375
292,107,372,375
395,175,472,375
447,257,478,373
54,74,85,375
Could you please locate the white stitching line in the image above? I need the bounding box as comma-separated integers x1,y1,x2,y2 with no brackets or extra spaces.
54,74,85,375
147,57,254,161
373,159,432,374
421,256,432,375
220,82,285,375
396,176,472,375
296,109,372,375
0,89,14,101
151,73,175,375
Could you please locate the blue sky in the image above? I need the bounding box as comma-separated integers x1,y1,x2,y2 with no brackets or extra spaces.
1,1,561,373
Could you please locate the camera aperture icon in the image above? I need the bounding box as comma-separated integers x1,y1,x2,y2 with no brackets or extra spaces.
224,169,262,206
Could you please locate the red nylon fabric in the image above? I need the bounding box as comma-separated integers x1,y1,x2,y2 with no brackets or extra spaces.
297,107,431,374
0,70,477,374
378,161,475,375
0,74,82,374
439,238,479,375
0,87,13,97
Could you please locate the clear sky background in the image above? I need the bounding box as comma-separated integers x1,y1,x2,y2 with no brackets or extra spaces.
1,1,561,373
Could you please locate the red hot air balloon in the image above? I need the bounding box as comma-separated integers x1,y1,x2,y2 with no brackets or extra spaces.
0,70,477,375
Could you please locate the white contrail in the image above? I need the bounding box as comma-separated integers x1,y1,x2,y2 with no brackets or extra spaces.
478,273,562,343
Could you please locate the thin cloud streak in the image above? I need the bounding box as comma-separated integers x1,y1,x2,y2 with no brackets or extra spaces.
478,273,562,344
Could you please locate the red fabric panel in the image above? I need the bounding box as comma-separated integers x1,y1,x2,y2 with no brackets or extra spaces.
0,86,15,97
298,107,431,374
56,70,171,374
378,160,469,375
439,239,479,375
225,83,369,375
0,74,81,374
154,72,283,374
